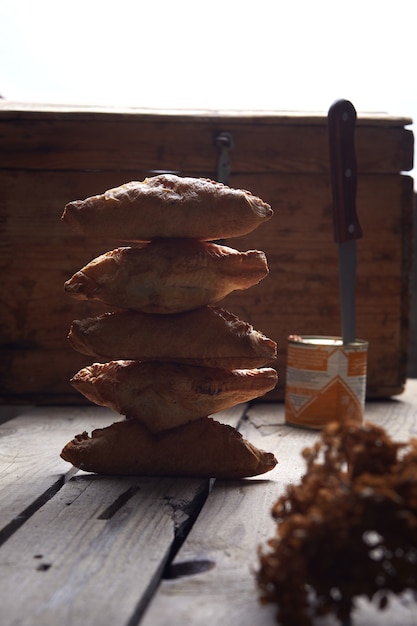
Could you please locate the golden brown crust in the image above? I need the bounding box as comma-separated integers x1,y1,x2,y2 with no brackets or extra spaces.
60,416,277,478
70,360,278,432
67,306,277,368
61,174,273,241
64,240,268,313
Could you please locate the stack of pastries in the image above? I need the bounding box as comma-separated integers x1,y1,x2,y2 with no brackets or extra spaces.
60,174,278,478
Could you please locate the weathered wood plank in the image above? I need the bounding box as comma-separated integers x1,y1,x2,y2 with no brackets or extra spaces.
0,406,116,539
0,111,413,174
0,404,246,626
0,403,246,539
141,381,417,626
365,377,417,435
0,474,209,626
0,170,412,401
0,102,412,126
223,173,414,399
0,392,415,625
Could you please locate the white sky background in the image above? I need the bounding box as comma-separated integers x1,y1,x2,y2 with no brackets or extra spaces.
0,0,416,174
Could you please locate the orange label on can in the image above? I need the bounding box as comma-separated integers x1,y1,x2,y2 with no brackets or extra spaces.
347,350,367,376
285,337,368,429
286,346,329,371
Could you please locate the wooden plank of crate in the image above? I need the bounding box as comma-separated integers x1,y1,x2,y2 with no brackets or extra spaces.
0,405,117,540
0,103,412,125
365,377,417,433
0,108,413,174
141,381,417,626
0,474,209,626
0,403,245,539
223,172,414,398
0,404,246,626
140,412,317,626
0,103,412,130
0,169,413,401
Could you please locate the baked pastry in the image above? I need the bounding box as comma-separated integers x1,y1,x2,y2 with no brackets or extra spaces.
70,360,278,432
60,416,278,478
61,174,273,241
68,306,277,368
64,239,268,313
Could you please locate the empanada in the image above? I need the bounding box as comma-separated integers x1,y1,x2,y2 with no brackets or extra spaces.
60,417,278,478
70,360,278,433
64,239,268,313
68,306,277,368
62,174,273,241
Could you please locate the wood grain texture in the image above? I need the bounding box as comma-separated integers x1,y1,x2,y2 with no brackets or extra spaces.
0,403,245,538
0,106,414,403
0,390,416,625
0,474,210,626
0,403,246,626
0,104,413,174
0,406,116,537
223,173,414,399
0,102,412,124
141,380,417,626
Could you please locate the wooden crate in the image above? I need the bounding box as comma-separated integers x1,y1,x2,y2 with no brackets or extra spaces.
0,102,414,403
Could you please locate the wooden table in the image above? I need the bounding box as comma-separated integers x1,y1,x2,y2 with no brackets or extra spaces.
1,380,416,626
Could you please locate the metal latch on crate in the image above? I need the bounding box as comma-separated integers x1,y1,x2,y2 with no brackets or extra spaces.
214,132,234,245
215,132,234,185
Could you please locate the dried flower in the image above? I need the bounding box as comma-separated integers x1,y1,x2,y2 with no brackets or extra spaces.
256,421,417,625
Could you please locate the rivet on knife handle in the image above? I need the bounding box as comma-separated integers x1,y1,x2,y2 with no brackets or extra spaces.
328,99,363,243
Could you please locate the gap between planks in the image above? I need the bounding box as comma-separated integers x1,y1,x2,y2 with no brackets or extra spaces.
1,384,417,625
140,380,417,626
0,403,247,626
0,403,247,541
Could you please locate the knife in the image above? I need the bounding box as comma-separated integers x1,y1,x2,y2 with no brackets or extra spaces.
328,99,363,344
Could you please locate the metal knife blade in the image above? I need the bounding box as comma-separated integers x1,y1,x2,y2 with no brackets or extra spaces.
328,99,363,344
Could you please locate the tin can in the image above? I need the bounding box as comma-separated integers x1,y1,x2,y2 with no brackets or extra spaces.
285,335,368,429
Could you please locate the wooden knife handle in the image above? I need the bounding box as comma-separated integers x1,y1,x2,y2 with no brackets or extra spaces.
328,99,363,243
